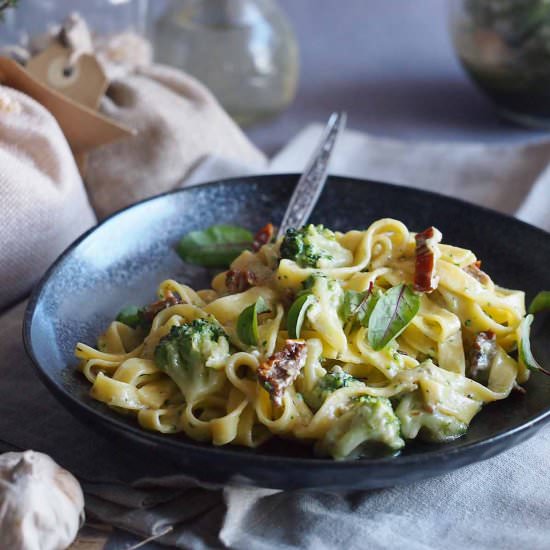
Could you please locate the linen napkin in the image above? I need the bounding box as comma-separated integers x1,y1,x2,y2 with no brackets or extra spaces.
86,63,267,219
268,124,550,232
1,124,550,549
0,85,96,311
3,14,267,220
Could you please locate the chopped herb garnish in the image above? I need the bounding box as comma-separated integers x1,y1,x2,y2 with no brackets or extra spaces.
177,224,253,268
116,305,143,328
519,314,550,376
237,297,270,346
367,284,420,351
528,291,550,314
341,284,378,329
287,293,317,339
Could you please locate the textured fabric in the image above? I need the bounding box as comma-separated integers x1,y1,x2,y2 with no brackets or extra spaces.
219,447,550,550
85,64,267,219
1,128,549,548
270,124,550,232
0,86,96,311
3,17,266,222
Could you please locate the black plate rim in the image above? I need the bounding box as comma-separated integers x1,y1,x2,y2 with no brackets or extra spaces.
22,174,550,470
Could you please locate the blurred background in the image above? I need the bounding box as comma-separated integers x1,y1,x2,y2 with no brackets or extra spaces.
3,0,548,153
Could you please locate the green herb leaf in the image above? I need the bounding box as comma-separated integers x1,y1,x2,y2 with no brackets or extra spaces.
177,225,254,268
528,291,550,314
287,293,317,338
367,284,420,351
519,314,550,376
341,290,362,320
237,297,270,346
341,287,378,328
116,305,143,328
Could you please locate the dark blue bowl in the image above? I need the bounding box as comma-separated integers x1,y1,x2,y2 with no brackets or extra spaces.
23,175,550,490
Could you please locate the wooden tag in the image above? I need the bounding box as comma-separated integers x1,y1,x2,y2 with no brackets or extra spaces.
0,56,134,168
26,42,108,111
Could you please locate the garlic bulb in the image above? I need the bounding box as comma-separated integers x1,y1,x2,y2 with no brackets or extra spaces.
0,451,85,550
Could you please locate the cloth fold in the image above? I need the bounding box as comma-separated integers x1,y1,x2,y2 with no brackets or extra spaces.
86,63,267,218
2,17,267,221
0,86,96,311
0,123,549,548
269,124,550,232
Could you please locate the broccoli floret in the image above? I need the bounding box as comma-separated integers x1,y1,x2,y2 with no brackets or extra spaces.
301,272,339,294
419,414,468,443
280,225,353,269
305,366,363,410
154,318,229,403
315,395,405,460
396,392,467,443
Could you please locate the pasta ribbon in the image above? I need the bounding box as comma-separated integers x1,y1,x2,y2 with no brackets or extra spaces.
75,218,532,460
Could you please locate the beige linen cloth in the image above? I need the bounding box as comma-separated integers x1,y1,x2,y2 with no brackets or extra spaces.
1,94,550,547
87,63,266,218
3,18,266,220
0,87,96,311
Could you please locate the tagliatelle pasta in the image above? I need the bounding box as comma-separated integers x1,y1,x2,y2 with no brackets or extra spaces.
75,218,533,460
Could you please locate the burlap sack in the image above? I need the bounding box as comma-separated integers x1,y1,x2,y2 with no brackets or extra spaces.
86,63,267,219
0,86,96,311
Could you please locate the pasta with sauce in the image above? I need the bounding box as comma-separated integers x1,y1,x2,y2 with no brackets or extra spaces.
75,218,537,460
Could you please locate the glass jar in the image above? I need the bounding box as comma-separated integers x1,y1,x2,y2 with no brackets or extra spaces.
2,0,149,45
153,0,299,126
450,0,550,128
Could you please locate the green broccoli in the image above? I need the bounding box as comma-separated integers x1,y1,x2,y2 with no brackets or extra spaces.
301,272,341,298
396,392,467,443
154,318,229,403
116,305,143,328
305,366,363,411
280,225,353,269
315,395,405,460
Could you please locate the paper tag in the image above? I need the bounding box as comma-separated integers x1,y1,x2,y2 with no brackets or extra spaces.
0,57,134,164
26,42,108,111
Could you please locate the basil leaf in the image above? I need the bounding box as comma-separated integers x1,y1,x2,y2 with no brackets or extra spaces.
287,293,317,338
342,288,379,329
177,225,254,268
519,314,550,376
116,305,142,328
341,290,363,321
237,297,270,346
360,292,380,327
528,291,550,314
367,284,420,351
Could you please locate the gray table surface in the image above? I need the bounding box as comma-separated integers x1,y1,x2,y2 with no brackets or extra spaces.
5,1,549,548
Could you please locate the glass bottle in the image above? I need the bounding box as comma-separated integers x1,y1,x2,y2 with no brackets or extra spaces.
153,0,299,126
2,0,149,45
450,0,550,128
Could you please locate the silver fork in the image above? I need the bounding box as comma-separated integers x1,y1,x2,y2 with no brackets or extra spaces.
276,111,347,239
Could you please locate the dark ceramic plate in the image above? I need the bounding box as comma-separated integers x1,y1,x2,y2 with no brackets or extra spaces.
24,175,550,490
